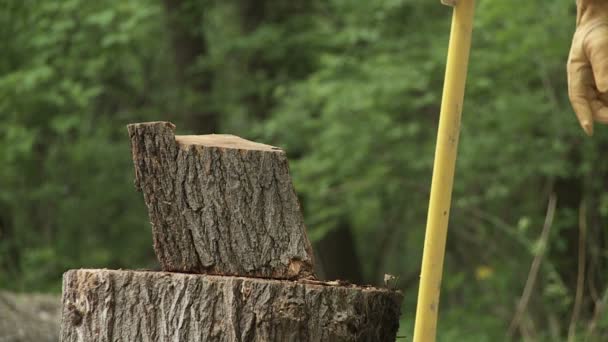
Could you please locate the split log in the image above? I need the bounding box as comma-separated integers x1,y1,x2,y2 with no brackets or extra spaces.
60,269,402,342
127,122,314,279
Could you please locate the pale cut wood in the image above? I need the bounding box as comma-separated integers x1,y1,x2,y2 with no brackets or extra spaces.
127,122,315,279
60,269,402,342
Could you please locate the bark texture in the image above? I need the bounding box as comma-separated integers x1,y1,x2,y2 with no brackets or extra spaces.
60,269,402,342
127,122,314,279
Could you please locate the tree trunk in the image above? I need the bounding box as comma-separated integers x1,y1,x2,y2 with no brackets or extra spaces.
60,269,402,342
235,0,319,121
127,122,315,279
315,222,365,284
162,0,218,134
0,207,20,281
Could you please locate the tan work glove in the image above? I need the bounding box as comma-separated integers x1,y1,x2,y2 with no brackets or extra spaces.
568,0,608,136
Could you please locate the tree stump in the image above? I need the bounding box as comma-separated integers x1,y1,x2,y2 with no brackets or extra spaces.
60,269,402,342
60,122,403,341
127,122,314,279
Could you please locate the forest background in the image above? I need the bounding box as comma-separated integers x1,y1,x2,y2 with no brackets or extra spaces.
1,0,607,340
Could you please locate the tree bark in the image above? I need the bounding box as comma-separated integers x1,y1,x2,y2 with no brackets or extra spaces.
127,122,315,279
60,269,402,342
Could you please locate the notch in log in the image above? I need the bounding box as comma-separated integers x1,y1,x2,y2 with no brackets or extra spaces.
127,122,315,279
61,269,403,341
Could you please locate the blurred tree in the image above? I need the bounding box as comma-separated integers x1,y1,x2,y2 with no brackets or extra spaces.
161,0,217,133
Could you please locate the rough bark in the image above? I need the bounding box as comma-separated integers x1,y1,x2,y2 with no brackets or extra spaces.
60,269,402,342
127,121,315,279
0,291,61,342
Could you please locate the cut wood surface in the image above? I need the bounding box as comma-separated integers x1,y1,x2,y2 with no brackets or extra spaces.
127,122,314,279
60,269,402,342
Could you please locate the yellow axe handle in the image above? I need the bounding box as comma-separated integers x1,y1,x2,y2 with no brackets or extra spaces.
413,1,475,341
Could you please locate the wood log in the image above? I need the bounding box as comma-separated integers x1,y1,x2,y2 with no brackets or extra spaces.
60,269,402,342
127,122,314,279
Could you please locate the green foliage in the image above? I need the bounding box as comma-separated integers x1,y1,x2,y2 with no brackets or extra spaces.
0,0,169,291
1,0,607,340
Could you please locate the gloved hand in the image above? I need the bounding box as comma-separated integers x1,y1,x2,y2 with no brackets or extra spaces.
568,0,608,136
